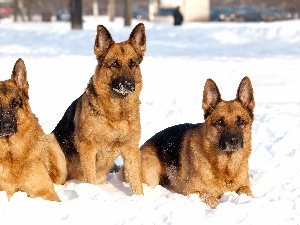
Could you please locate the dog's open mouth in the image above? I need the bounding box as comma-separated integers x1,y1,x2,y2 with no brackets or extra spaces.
111,76,135,97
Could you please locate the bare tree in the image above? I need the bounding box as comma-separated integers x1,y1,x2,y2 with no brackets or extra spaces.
37,0,53,21
23,0,36,21
92,0,98,17
70,0,83,29
124,0,132,26
13,0,25,21
108,0,116,21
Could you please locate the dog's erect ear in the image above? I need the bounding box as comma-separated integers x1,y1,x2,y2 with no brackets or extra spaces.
128,23,146,57
11,58,28,90
202,79,221,118
94,25,115,56
236,76,255,113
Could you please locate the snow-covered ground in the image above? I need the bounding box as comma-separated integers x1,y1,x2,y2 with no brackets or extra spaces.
0,16,300,224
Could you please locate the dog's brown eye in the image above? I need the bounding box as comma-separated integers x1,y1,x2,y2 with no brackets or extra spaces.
215,118,225,127
236,117,247,126
11,98,20,109
110,60,120,69
129,60,137,69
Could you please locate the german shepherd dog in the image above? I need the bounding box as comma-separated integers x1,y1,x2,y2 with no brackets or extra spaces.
0,58,67,201
52,23,146,195
140,76,255,208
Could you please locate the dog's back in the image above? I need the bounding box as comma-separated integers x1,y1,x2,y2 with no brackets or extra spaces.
53,97,80,157
140,123,200,186
146,123,200,168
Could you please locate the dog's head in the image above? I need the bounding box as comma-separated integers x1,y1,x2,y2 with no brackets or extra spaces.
0,58,29,137
202,77,255,152
92,23,146,98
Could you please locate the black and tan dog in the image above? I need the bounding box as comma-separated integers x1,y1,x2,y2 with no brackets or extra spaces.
140,76,255,208
52,23,146,195
0,58,67,201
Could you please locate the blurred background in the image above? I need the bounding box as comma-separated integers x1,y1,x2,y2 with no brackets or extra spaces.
0,0,299,26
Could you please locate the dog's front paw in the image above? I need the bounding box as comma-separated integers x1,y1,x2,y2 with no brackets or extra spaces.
236,185,253,197
199,193,219,209
187,191,219,209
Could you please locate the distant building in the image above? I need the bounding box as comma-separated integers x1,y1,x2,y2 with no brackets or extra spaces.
149,0,210,22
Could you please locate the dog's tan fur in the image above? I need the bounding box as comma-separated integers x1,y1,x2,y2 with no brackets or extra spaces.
0,58,67,201
140,77,255,208
53,23,146,195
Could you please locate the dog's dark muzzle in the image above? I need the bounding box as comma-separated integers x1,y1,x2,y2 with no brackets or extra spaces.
0,112,17,137
219,132,243,152
111,76,135,97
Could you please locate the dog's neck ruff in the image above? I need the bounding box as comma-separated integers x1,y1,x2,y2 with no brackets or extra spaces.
86,78,101,117
89,105,100,116
85,76,138,122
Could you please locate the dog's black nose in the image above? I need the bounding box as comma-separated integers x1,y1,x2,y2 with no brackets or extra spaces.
0,113,17,137
111,76,135,97
219,133,243,152
228,135,239,146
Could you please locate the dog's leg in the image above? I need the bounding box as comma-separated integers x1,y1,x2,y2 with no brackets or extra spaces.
184,189,219,209
0,180,16,200
183,174,220,209
95,152,116,184
236,185,253,197
122,146,143,195
78,143,97,184
19,160,61,202
45,133,67,184
140,144,162,186
196,191,219,209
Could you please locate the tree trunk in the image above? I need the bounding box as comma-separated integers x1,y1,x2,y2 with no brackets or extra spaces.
13,0,25,21
13,0,18,21
25,0,35,21
39,0,52,22
70,0,83,29
93,0,98,18
41,9,52,21
124,0,132,26
108,0,115,22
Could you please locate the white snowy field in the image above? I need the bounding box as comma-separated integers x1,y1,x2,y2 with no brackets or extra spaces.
0,16,300,224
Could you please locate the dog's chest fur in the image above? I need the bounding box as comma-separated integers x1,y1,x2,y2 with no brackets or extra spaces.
79,93,139,143
97,117,132,142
